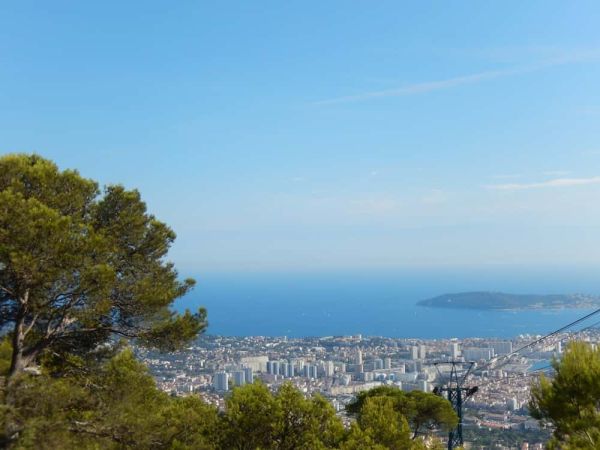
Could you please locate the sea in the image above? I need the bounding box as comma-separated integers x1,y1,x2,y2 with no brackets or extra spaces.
174,267,600,339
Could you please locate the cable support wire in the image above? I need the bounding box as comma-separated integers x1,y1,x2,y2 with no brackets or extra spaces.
475,307,600,374
462,309,600,397
471,364,553,393
428,309,600,450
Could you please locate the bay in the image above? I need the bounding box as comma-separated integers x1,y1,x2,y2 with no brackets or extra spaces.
174,267,600,339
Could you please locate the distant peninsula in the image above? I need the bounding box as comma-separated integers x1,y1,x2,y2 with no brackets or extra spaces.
417,291,600,310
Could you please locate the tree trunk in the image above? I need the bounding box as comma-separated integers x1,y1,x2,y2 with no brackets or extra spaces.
8,290,32,377
9,309,27,377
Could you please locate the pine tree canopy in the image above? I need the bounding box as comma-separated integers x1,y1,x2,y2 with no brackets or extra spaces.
530,341,600,449
0,154,206,377
346,385,457,440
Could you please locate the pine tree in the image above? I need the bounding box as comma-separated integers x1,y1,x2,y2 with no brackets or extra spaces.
530,341,600,449
0,154,206,377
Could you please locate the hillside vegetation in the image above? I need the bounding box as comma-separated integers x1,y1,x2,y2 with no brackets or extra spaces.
418,291,600,310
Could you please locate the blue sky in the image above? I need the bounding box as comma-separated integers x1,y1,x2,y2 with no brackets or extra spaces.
2,1,600,272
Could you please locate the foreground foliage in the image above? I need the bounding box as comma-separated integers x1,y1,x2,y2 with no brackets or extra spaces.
1,346,218,449
346,385,458,440
0,154,206,377
1,341,451,449
530,341,600,449
220,381,345,449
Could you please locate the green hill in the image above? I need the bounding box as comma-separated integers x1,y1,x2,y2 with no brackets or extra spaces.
417,291,600,310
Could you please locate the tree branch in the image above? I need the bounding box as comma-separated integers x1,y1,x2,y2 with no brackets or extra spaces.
20,289,29,306
23,312,40,337
68,423,138,446
0,284,15,296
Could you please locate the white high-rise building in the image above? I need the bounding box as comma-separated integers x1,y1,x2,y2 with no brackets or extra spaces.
280,362,290,377
304,365,318,379
450,343,460,359
356,349,363,365
267,360,282,375
384,357,392,369
324,361,335,377
410,346,419,360
491,341,513,355
240,356,268,372
311,365,318,379
418,345,427,359
374,358,384,370
233,370,245,386
214,372,229,391
294,359,305,375
243,367,254,384
463,348,494,361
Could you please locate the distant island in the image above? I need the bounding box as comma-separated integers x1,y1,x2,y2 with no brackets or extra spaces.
417,291,600,310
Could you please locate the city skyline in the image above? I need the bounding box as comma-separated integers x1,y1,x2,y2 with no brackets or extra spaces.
137,330,570,447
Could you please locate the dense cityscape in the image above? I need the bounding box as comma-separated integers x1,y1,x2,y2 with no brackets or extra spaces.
3,1,600,448
136,329,600,449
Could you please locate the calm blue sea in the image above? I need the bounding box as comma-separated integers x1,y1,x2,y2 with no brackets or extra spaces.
174,267,600,339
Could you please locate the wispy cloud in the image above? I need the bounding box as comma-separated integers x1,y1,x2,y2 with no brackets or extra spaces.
315,51,600,105
486,176,600,191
